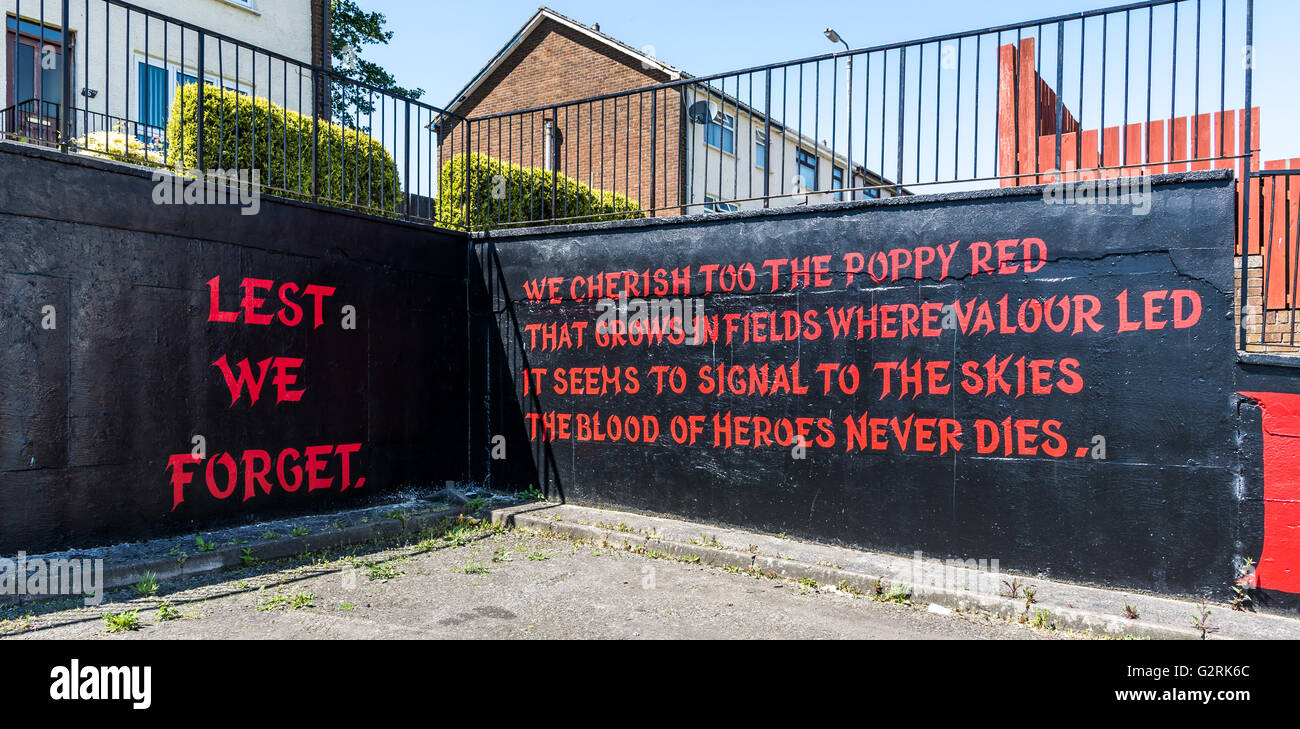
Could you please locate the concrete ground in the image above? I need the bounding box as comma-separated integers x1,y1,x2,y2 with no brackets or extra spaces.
0,518,1073,640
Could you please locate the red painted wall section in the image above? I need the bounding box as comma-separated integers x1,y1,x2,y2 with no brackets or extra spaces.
1239,392,1300,593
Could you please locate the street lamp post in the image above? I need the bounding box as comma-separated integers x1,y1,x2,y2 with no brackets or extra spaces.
825,29,852,200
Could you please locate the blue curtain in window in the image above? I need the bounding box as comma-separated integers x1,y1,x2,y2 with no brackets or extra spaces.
138,62,169,130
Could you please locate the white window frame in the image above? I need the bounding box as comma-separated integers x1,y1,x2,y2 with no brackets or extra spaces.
132,52,253,142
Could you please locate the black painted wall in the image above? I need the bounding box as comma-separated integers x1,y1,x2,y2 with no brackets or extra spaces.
0,144,470,553
479,172,1274,599
3,145,1294,606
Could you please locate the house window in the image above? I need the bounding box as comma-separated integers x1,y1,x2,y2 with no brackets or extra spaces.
138,63,170,131
705,112,734,155
795,148,817,191
754,131,767,170
136,61,233,142
865,187,881,199
831,166,845,201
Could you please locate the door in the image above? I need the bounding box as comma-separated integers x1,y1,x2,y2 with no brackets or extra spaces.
5,18,67,144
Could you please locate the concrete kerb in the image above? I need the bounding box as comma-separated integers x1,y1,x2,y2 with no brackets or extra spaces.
2,500,465,609
489,502,1300,641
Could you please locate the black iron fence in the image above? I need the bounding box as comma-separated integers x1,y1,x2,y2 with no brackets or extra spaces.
1,0,463,222
4,0,1292,351
0,0,1256,224
454,0,1255,230
1244,168,1300,351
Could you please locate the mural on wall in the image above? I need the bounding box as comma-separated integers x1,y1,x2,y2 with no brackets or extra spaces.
164,275,367,511
0,147,469,554
482,177,1278,598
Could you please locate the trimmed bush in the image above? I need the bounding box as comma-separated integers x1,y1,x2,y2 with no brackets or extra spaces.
437,152,643,230
165,83,400,215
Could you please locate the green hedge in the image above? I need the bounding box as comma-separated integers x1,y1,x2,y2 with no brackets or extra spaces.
437,153,643,230
165,83,400,215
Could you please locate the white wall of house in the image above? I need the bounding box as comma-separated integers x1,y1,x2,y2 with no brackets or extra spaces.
681,85,894,214
2,0,313,145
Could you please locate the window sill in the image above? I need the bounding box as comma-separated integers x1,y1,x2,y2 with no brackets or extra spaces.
217,0,262,15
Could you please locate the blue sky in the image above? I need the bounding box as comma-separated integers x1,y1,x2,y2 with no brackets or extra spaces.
362,0,1299,161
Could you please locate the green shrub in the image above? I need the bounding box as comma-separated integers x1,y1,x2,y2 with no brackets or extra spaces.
165,83,400,215
437,152,643,230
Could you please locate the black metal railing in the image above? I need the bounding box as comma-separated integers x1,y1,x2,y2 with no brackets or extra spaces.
1,0,464,224
452,0,1255,231
0,98,60,142
1243,169,1300,351
1,0,1256,227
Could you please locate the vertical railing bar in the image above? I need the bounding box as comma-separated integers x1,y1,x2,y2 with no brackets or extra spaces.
198,31,206,169
1194,0,1201,159
1034,23,1041,182
722,79,733,207
1077,19,1085,175
781,66,787,201
179,22,186,166
846,53,854,200
975,36,982,180
1239,0,1254,349
1100,17,1107,170
1265,174,1276,322
310,65,318,203
125,7,130,138
83,0,89,147
896,47,905,194
60,0,71,151
1122,12,1131,168
639,93,644,213
1145,6,1153,171
1013,27,1021,182
738,74,748,202
1218,0,1226,157
104,1,109,140
1284,178,1294,345
1056,21,1065,173
815,60,821,191
14,0,22,136
1169,3,1178,167
404,99,411,218
915,44,922,183
236,37,240,171
687,84,695,211
701,85,709,212
831,56,838,195
763,68,771,206
932,42,939,183
218,38,225,170
954,38,962,181
994,33,1002,180
368,90,374,212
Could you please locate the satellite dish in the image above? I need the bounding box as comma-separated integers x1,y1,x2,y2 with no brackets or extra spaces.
688,100,717,124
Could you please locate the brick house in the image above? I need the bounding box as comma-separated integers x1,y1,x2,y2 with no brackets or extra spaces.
436,6,898,221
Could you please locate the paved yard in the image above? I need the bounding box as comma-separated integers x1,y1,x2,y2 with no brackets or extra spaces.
1,519,1076,640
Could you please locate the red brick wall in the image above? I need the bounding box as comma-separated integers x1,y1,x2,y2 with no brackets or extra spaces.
440,17,685,217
